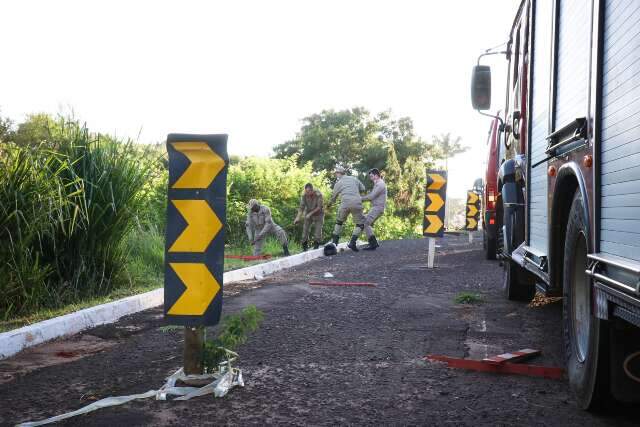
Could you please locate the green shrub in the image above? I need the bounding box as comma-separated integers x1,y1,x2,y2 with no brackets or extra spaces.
202,305,264,371
454,292,483,305
226,156,332,244
0,118,153,317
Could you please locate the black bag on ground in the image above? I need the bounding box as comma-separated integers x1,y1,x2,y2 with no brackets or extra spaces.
323,243,337,256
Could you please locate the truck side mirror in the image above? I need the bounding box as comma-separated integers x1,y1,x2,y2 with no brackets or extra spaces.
471,65,492,110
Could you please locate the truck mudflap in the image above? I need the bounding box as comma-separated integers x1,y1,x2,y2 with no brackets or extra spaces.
592,283,640,402
587,252,640,322
593,283,640,327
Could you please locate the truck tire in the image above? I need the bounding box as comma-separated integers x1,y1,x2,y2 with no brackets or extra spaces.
502,204,535,301
563,191,609,410
485,232,497,260
503,258,535,301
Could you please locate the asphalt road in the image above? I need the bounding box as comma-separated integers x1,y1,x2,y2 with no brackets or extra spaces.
1,234,639,426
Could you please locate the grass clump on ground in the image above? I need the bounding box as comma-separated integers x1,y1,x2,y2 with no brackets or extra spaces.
454,292,483,305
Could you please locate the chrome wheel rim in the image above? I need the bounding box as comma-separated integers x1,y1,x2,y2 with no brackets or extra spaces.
572,231,590,362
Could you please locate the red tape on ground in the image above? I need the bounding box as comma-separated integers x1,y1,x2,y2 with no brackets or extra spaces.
309,281,377,287
425,355,564,380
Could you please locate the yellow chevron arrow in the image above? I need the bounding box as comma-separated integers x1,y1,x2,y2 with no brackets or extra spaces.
424,214,443,234
425,192,445,212
169,200,222,253
427,173,446,190
467,191,479,204
467,204,479,217
171,142,225,189
466,217,478,230
168,263,220,315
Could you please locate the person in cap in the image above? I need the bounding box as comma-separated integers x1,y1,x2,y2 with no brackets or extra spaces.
293,183,324,251
245,199,290,256
361,168,387,250
326,165,366,252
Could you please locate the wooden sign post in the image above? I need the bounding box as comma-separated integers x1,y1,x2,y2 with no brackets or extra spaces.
165,134,228,374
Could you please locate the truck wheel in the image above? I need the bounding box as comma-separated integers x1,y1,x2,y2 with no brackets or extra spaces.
502,206,535,300
485,233,497,260
563,191,609,410
503,258,535,301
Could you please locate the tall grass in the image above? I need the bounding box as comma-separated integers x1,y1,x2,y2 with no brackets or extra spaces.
0,118,152,318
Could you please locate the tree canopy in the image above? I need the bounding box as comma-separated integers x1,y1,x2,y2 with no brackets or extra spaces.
273,107,433,175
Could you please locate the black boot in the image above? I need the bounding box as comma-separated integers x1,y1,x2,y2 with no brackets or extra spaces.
283,244,290,256
363,235,379,251
302,241,309,252
331,234,339,245
347,235,359,252
313,241,320,250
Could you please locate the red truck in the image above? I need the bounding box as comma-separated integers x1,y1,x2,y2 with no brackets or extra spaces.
472,0,640,410
482,117,500,260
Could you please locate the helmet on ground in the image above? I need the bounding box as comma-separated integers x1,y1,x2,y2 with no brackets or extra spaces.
323,243,338,256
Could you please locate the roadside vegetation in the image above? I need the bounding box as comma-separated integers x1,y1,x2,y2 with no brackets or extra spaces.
0,109,465,328
454,292,483,305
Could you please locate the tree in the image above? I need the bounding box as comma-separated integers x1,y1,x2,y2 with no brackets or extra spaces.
274,107,444,231
431,133,469,170
274,107,431,178
0,115,12,143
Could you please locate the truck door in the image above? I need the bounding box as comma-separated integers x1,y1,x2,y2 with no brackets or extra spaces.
527,0,554,255
600,0,640,262
554,0,591,130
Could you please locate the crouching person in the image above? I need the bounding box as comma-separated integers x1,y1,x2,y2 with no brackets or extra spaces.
246,199,290,256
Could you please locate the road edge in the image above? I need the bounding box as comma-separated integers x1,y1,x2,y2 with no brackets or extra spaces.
0,243,352,359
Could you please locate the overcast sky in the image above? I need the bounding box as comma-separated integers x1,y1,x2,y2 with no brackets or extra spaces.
1,0,516,198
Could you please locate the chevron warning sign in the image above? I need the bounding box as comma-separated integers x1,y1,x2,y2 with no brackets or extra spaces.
423,170,447,237
466,190,481,231
165,134,228,326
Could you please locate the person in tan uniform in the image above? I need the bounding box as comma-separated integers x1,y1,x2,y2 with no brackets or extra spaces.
293,183,324,251
246,199,290,256
326,166,365,252
361,168,387,250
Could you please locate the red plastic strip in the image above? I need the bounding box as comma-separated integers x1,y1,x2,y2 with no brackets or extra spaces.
425,355,564,380
225,255,272,261
308,281,377,287
482,348,540,365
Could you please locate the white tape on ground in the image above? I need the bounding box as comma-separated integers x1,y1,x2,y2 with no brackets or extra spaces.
17,366,244,426
0,242,356,360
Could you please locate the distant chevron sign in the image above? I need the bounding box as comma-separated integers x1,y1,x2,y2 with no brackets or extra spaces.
465,190,480,231
165,134,228,326
423,170,447,237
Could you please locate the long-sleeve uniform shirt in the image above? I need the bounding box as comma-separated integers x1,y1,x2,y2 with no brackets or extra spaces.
362,178,387,238
330,175,366,230
329,175,365,208
245,205,288,255
362,179,387,209
298,190,324,242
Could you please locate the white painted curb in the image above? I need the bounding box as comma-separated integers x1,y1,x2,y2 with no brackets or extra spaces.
0,242,353,360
